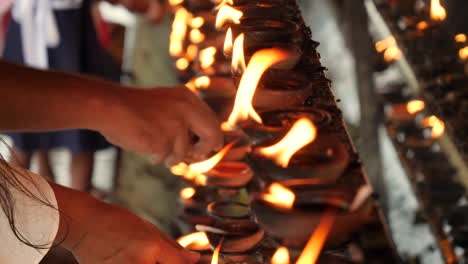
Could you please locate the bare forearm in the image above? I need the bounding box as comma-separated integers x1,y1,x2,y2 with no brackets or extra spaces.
0,60,122,132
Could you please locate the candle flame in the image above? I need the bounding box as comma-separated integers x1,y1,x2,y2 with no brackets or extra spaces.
221,48,292,131
180,187,196,200
211,238,224,264
215,0,234,10
224,27,234,55
186,44,199,61
384,46,402,63
296,209,336,264
232,33,246,73
271,247,290,264
190,29,205,44
431,0,447,22
257,118,317,168
191,17,205,29
171,142,236,181
177,232,210,251
459,46,468,61
199,47,217,69
422,115,445,138
406,100,425,114
375,36,396,53
170,8,190,57
262,183,295,210
455,34,467,43
169,0,184,6
186,76,211,94
216,5,243,29
417,21,429,31
176,58,190,70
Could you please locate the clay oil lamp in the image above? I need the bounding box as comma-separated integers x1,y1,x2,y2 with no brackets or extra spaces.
196,201,265,255
206,161,254,189
385,99,425,123
388,114,445,148
241,107,334,145
249,118,349,183
252,183,375,249
178,186,218,226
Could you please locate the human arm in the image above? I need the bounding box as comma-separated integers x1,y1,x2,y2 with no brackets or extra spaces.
104,0,168,23
0,60,223,164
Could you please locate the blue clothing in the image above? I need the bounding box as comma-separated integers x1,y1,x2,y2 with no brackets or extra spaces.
3,0,120,153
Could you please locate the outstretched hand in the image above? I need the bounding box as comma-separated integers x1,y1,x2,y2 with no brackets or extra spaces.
100,86,224,165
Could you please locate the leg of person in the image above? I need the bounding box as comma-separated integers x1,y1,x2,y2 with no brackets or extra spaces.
36,150,55,182
70,152,94,192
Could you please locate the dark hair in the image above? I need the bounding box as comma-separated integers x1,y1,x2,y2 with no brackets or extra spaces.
0,140,64,250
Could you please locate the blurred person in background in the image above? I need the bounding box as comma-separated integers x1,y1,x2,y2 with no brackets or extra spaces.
2,0,164,194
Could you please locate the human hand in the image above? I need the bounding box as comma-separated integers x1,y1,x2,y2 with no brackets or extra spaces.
71,200,200,264
107,0,168,23
101,86,223,164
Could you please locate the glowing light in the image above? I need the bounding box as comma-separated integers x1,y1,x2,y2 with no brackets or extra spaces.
422,115,445,138
211,239,223,264
171,142,235,181
215,5,243,29
459,46,468,61
257,118,317,168
261,183,295,210
375,36,396,53
199,47,217,69
215,0,234,10
169,0,184,6
417,21,429,31
221,48,291,131
186,44,199,61
406,100,425,114
180,187,196,200
176,58,190,70
232,33,246,73
455,34,467,43
177,232,210,251
170,8,190,57
384,46,402,63
191,17,205,29
431,0,447,22
271,247,290,264
296,209,336,264
224,27,234,55
190,29,205,44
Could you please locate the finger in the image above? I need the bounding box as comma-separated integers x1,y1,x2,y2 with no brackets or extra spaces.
156,243,199,264
165,129,190,166
150,135,172,164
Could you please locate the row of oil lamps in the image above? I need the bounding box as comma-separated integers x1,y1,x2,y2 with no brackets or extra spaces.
165,0,378,263
373,0,468,261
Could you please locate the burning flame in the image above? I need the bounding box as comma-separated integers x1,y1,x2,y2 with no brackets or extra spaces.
224,27,234,55
177,232,210,251
422,115,445,138
455,34,467,43
171,142,235,181
170,8,190,57
190,29,205,44
375,36,396,53
186,44,199,61
215,5,243,29
459,46,468,61
180,187,196,200
215,0,234,10
384,46,402,63
176,58,190,70
186,76,211,94
169,0,184,6
417,21,429,31
199,47,217,69
271,247,290,264
296,209,336,264
222,48,291,131
406,100,425,114
430,0,447,22
191,17,205,29
257,118,317,168
232,33,247,73
261,183,295,210
211,239,223,264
